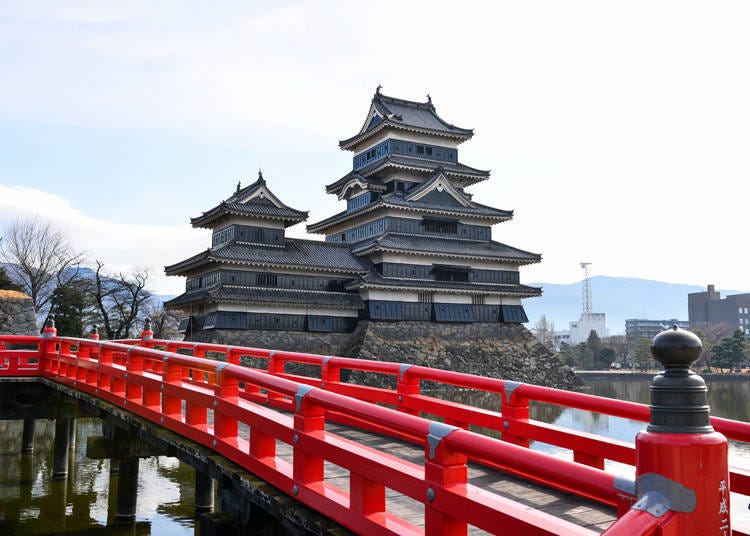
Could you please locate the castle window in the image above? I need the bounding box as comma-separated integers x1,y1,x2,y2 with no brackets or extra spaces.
423,218,458,234
256,273,278,287
434,265,470,283
472,295,485,305
418,292,434,303
417,145,424,154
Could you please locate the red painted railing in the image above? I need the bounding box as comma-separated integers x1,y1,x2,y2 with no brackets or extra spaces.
1,333,748,535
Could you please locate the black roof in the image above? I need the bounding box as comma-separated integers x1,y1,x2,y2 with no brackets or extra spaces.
350,233,541,265
191,172,308,229
307,192,513,234
340,90,474,150
165,285,364,309
165,238,369,276
348,271,542,297
326,155,489,195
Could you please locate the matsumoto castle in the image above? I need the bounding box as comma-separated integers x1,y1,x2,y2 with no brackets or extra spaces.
165,89,542,337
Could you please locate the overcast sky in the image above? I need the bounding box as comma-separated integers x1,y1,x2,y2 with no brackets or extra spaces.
1,1,749,296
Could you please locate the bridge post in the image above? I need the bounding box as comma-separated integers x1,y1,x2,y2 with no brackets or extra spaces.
52,418,72,479
21,418,35,453
195,470,215,513
633,326,729,533
115,457,140,523
140,317,154,347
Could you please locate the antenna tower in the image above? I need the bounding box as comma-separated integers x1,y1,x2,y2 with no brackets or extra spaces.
580,262,592,320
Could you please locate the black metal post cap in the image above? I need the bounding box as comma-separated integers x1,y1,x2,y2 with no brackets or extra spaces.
144,317,152,331
46,315,55,329
91,325,98,335
648,325,712,434
651,325,702,368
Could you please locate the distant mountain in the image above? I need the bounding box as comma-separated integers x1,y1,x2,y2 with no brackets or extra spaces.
524,276,746,336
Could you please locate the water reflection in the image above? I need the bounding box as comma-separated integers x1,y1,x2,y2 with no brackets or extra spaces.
0,418,196,535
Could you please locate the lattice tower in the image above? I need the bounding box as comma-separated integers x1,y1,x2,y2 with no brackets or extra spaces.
580,262,592,320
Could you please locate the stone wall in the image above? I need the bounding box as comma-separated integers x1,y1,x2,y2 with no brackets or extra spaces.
348,321,579,389
189,329,354,358
0,290,38,335
190,320,580,389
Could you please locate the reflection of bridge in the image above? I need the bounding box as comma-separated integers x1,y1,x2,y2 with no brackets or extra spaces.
1,323,749,535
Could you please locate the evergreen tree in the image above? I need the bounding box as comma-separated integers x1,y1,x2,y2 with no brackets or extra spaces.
0,266,22,291
712,330,746,372
49,281,91,337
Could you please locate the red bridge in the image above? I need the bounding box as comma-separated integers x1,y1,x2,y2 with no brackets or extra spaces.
1,323,748,535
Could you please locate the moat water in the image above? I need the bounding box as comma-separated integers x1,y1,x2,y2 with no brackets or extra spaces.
1,375,748,534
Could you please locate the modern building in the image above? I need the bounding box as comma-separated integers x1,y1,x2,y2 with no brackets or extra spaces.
165,89,542,336
688,284,750,335
568,313,606,345
625,318,689,344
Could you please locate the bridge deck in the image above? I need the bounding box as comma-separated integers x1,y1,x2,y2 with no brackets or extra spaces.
271,418,618,533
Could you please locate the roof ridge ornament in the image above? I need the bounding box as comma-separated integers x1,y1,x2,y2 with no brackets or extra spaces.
258,169,265,184
375,84,382,95
236,180,241,193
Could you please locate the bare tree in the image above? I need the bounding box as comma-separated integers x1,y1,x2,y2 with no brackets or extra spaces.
142,301,180,339
91,261,152,339
0,217,83,319
532,315,557,350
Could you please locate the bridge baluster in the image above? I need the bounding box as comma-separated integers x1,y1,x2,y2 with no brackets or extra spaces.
500,382,530,448
125,350,143,404
424,423,467,536
293,386,325,489
162,357,183,419
214,365,239,446
97,346,113,392
397,364,420,416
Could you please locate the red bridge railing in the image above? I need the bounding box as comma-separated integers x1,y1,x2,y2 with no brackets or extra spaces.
0,326,747,536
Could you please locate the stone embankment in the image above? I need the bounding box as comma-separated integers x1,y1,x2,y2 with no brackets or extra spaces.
191,321,580,390
0,290,38,335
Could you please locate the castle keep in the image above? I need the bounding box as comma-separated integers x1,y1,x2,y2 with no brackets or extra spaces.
164,90,576,387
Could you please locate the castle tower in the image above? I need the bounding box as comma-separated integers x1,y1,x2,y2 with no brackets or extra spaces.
307,89,541,323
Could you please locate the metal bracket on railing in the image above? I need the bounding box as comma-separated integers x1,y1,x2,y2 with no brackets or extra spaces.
631,473,696,516
399,363,413,382
224,346,235,359
614,476,636,496
295,384,315,411
215,361,230,382
427,421,459,460
126,347,134,362
503,380,522,404
162,352,175,363
322,356,332,366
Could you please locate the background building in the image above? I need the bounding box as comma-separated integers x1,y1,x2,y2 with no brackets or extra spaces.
625,318,688,344
689,284,750,335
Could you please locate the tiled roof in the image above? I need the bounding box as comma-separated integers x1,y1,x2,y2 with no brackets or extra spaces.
326,156,489,195
349,271,542,297
191,173,308,228
165,238,369,276
350,233,541,264
307,193,512,233
165,285,363,309
340,91,473,150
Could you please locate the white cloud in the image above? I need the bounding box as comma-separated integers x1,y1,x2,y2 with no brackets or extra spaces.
0,185,207,295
